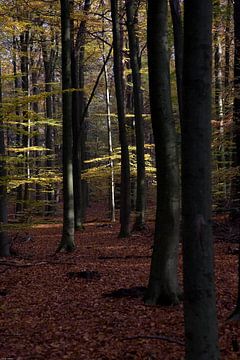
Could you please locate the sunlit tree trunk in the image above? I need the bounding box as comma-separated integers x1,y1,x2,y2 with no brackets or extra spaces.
57,0,75,252
0,63,10,257
214,0,225,177
126,0,146,230
111,0,131,237
144,0,181,305
104,55,116,222
182,0,219,357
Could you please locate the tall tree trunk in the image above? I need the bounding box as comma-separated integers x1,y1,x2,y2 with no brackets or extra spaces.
214,0,225,174
101,0,115,222
0,63,10,257
111,0,131,237
126,0,146,230
182,0,219,357
31,67,42,207
144,0,181,305
224,0,231,114
42,38,56,216
169,0,183,122
72,0,91,229
57,0,75,252
229,0,240,320
13,36,23,216
20,31,30,211
104,56,116,222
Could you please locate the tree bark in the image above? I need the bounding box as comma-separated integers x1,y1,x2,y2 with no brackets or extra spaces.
42,35,57,216
182,0,219,358
13,36,24,216
20,31,30,210
0,63,10,257
71,0,91,229
57,0,75,252
111,0,131,237
144,0,181,305
229,0,240,319
31,67,42,206
126,0,146,230
169,0,183,122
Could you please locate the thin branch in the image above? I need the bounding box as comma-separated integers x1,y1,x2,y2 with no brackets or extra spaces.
81,44,113,124
123,335,184,346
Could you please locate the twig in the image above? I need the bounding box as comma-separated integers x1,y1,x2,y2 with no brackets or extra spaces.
0,260,77,268
123,335,184,346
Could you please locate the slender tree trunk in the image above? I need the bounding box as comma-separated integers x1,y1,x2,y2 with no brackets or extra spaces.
13,36,23,216
31,68,42,206
182,1,219,357
42,40,56,216
71,45,83,229
20,31,30,210
126,0,146,230
79,1,91,222
144,0,181,305
103,56,116,222
111,0,131,237
169,0,183,121
57,0,75,252
224,0,231,114
214,1,225,174
0,64,10,257
101,0,115,222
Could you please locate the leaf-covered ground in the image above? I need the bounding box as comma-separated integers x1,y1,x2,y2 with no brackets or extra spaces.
0,206,240,359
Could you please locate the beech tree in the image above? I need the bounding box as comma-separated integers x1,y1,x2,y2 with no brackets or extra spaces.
169,0,183,121
71,0,91,230
126,0,146,230
181,0,219,357
0,63,10,257
144,0,181,305
229,0,240,320
111,0,131,237
57,0,75,252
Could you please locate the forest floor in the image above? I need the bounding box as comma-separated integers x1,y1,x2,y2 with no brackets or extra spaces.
0,204,240,359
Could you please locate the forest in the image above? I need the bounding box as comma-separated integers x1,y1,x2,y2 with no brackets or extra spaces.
0,0,240,359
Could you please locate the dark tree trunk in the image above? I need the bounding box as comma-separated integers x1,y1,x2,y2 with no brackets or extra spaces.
229,0,240,320
57,0,75,252
111,0,131,237
126,0,146,230
169,0,183,121
224,0,231,99
144,0,181,305
72,0,91,229
0,64,10,257
181,0,219,357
